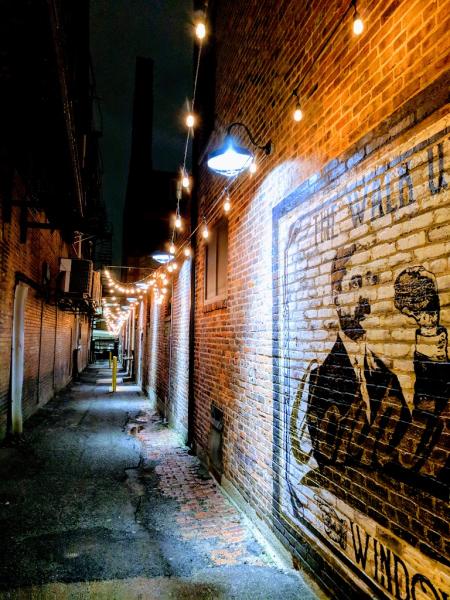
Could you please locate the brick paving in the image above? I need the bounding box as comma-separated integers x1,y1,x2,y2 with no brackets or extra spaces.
136,411,270,568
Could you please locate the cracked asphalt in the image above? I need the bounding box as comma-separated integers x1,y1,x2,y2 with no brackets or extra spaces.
0,364,323,599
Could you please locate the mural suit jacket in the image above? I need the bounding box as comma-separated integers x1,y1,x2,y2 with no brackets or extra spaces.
306,334,410,471
306,334,450,490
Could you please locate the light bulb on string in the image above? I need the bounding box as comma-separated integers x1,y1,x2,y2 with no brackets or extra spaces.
195,21,206,40
223,193,231,213
293,90,303,122
182,172,190,189
172,262,177,270
169,242,176,255
186,113,195,129
175,215,182,229
202,222,209,240
294,106,303,121
352,0,363,35
184,246,192,257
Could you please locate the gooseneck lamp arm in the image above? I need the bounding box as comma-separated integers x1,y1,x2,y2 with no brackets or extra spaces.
226,122,273,155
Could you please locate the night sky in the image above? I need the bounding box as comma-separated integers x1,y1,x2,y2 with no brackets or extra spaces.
90,0,193,263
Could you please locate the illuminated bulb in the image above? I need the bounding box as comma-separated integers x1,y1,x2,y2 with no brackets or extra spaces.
184,247,191,257
202,224,209,239
169,243,176,254
168,264,173,273
186,113,195,128
182,174,190,189
249,161,257,174
353,12,363,35
294,106,303,122
157,297,163,305
172,262,177,270
223,195,231,213
175,216,182,229
195,21,206,40
162,287,167,294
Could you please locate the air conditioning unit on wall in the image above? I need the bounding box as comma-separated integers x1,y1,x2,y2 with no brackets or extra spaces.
59,258,93,296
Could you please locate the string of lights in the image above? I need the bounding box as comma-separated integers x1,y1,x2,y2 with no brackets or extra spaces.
103,0,365,329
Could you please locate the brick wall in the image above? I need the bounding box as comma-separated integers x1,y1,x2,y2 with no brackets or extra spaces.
189,0,450,597
144,293,171,416
0,179,91,438
167,259,191,440
141,259,192,441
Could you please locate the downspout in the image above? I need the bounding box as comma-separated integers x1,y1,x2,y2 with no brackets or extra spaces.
166,279,175,424
187,178,199,449
11,283,28,434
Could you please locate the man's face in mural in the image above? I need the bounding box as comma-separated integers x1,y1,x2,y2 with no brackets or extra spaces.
333,251,378,341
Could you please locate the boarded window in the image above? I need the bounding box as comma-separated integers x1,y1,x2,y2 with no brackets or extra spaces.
205,219,228,301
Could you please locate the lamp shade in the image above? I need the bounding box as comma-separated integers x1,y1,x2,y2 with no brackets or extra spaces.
207,135,253,177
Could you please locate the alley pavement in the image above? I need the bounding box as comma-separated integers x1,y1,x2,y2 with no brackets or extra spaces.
0,364,323,599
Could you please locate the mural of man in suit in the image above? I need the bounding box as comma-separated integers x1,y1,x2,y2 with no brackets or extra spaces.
304,244,449,490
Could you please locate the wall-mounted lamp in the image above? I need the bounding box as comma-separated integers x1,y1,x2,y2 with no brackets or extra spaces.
207,122,273,177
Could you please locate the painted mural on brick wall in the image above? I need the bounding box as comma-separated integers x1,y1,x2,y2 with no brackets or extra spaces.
273,110,450,599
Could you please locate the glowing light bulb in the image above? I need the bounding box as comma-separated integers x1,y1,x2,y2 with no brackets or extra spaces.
168,264,173,273
195,21,206,40
175,216,182,229
182,174,190,189
223,195,231,213
169,243,176,254
353,12,363,35
202,224,209,239
294,107,303,121
184,246,191,257
249,161,257,174
172,262,177,270
162,287,168,294
186,113,195,128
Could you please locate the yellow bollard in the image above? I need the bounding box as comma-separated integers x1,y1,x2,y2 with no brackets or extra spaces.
112,356,117,393
109,351,112,369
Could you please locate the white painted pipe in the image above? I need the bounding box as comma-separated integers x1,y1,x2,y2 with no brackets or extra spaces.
11,282,28,434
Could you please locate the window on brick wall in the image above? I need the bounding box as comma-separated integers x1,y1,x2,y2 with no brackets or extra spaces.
205,219,228,302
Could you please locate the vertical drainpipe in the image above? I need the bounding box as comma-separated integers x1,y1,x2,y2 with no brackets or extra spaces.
166,279,175,425
187,176,199,449
11,283,28,434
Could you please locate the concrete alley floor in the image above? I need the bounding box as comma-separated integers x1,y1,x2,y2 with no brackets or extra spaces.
0,364,323,599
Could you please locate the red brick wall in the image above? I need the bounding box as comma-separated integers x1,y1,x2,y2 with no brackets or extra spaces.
190,0,450,597
141,262,192,440
0,180,91,438
144,292,171,415
167,259,191,439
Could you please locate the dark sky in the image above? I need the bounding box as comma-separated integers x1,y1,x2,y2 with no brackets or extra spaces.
90,0,193,263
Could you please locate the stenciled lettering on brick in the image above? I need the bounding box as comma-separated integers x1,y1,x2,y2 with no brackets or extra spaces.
273,112,450,598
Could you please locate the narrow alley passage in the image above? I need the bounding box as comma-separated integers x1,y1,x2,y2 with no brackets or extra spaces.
0,364,321,599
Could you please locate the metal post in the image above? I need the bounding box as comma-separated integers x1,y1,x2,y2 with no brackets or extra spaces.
112,356,117,393
109,351,112,369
